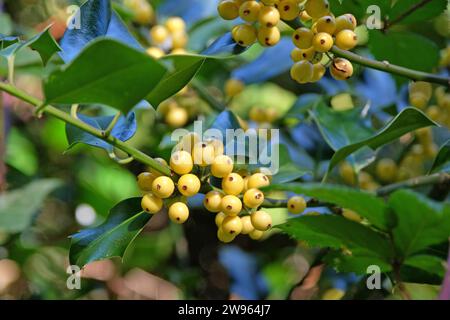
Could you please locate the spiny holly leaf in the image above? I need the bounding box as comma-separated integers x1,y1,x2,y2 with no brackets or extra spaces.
44,39,167,114
66,112,137,153
429,139,450,174
0,26,61,65
147,54,206,107
59,0,142,62
0,34,18,48
278,215,393,259
0,179,62,233
325,108,437,179
266,183,389,230
389,0,448,25
389,190,450,258
69,197,151,267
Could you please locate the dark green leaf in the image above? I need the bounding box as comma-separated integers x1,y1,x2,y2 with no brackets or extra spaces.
66,112,137,152
285,94,323,120
267,183,389,230
278,215,392,259
404,254,446,278
44,39,167,114
0,179,62,232
324,250,392,275
429,139,450,174
389,189,450,258
389,0,448,25
69,197,151,267
270,145,309,184
326,108,437,178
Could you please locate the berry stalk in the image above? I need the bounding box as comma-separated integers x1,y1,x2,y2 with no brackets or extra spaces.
0,81,171,176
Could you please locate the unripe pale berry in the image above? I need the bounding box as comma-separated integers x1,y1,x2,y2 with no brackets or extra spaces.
247,173,270,189
165,17,186,33
278,0,300,21
168,202,189,224
311,63,326,82
215,212,227,228
232,24,257,46
239,0,261,23
251,210,272,231
240,215,255,235
221,195,243,216
243,188,265,208
146,47,165,59
305,0,330,19
170,150,194,175
222,173,245,195
249,229,264,240
258,6,280,27
376,158,398,182
177,174,201,196
287,196,307,214
204,191,223,212
211,155,234,178
315,15,336,34
257,26,281,47
137,172,156,191
192,142,215,167
152,176,175,198
335,30,358,50
217,227,236,243
292,27,314,49
330,58,353,80
221,216,243,235
141,194,163,214
335,14,357,33
218,0,239,20
225,78,245,97
165,106,188,127
207,139,225,157
150,25,169,44
312,32,334,52
291,60,314,83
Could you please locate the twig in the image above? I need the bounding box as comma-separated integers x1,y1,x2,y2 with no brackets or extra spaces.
376,173,450,197
384,0,433,31
103,112,121,138
0,81,171,176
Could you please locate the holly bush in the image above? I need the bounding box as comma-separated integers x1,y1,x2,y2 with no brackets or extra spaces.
0,0,449,300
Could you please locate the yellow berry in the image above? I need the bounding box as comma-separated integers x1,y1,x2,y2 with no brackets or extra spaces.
410,81,433,100
322,288,345,300
171,31,188,49
151,176,175,199
218,0,240,20
215,212,227,227
221,195,243,216
335,30,358,50
207,139,225,157
222,173,245,195
225,78,245,97
287,196,307,214
149,157,169,177
165,17,186,33
247,173,270,189
261,0,279,5
249,107,266,122
258,6,280,27
192,142,215,167
137,172,156,191
297,47,316,61
141,194,163,214
221,216,243,235
310,63,326,82
257,26,281,47
292,27,314,49
251,210,272,231
241,215,255,235
178,132,200,153
315,15,336,34
305,0,330,19
342,208,363,223
146,47,165,59
278,0,300,21
339,161,355,185
409,92,429,109
290,60,314,83
239,0,261,23
243,188,265,208
170,150,194,175
204,191,223,213
150,25,169,45
249,229,264,240
376,158,398,182
168,202,189,224
211,155,234,178
217,227,236,243
334,14,356,33
299,10,312,23
177,174,201,196
312,32,334,52
165,106,188,128
330,58,353,80
264,108,278,123
232,24,257,46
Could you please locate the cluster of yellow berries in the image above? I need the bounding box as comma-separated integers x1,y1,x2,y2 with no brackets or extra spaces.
217,1,358,84
124,0,154,25
146,16,189,58
409,82,450,128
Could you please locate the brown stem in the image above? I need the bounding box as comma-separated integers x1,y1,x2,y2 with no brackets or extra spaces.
384,0,433,31
393,261,412,300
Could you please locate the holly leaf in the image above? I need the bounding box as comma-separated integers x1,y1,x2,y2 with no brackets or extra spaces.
429,139,450,174
69,197,151,267
202,32,248,56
